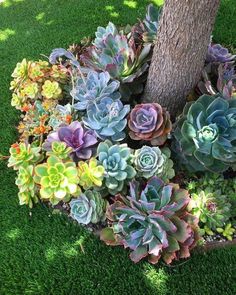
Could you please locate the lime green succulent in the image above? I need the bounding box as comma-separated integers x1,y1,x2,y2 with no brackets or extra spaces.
22,81,39,99
8,143,42,170
217,223,235,241
15,165,38,208
46,142,72,160
77,158,105,190
34,156,80,205
11,58,29,80
11,93,27,109
42,80,62,99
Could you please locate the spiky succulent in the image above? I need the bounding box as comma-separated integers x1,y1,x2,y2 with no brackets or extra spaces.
70,190,107,225
43,121,98,161
128,103,172,145
97,140,136,195
188,190,231,232
101,177,199,264
8,143,42,170
77,158,105,190
72,71,121,111
206,43,236,63
81,22,151,86
34,155,80,205
83,97,130,142
173,94,236,172
142,4,162,43
15,165,38,208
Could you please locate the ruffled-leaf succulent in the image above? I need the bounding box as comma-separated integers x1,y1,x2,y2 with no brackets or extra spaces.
72,71,121,111
8,143,42,170
70,190,107,225
206,43,236,63
134,146,174,181
97,140,136,195
128,103,172,145
83,97,130,142
101,177,199,264
43,121,97,161
77,158,105,190
173,94,236,172
34,155,80,205
15,165,38,208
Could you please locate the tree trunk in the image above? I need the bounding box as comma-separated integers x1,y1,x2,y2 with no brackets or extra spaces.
143,0,220,118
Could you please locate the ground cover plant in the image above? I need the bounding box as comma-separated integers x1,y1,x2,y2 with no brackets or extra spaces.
0,0,236,292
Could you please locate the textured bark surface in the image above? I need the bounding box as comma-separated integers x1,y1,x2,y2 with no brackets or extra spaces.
144,0,220,118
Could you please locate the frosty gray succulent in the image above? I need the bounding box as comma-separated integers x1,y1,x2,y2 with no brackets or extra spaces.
83,97,130,142
72,71,121,111
70,190,107,225
93,22,118,49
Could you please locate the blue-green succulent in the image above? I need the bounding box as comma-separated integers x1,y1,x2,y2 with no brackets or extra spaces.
142,4,162,43
70,190,107,225
72,71,121,111
97,140,136,195
83,97,130,141
173,94,236,172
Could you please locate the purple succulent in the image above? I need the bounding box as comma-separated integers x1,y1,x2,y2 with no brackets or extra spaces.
43,121,97,161
206,44,236,63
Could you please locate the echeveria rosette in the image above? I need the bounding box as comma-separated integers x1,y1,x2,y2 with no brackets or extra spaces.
101,177,199,265
97,140,136,195
93,22,118,49
46,141,72,160
72,71,121,111
34,156,80,205
134,146,175,182
134,146,164,179
128,103,172,146
70,190,107,225
206,44,236,63
8,143,42,170
15,165,38,208
77,158,105,190
83,97,130,142
173,94,236,173
43,121,97,161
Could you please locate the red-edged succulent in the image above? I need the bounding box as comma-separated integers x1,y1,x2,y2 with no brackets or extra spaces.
101,177,199,264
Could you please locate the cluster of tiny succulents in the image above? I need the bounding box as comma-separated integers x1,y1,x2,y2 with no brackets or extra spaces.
3,3,236,266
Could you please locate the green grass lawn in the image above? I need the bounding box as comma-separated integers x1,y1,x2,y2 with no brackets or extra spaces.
0,0,236,294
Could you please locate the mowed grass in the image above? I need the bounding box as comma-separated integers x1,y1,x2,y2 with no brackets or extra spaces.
0,0,236,294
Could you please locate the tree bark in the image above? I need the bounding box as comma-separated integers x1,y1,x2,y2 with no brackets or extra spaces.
143,0,220,118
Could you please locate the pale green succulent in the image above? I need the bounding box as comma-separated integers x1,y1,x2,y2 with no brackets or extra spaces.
41,80,62,99
8,143,42,170
70,190,107,225
34,155,80,205
15,165,38,208
46,141,72,160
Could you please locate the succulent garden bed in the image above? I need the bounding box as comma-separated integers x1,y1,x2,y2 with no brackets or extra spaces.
2,4,236,266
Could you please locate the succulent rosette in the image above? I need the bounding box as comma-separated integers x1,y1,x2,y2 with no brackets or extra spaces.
77,158,105,190
173,94,236,172
8,143,42,170
128,103,172,145
15,165,38,208
34,155,80,205
134,146,164,178
206,43,236,63
41,80,62,99
97,140,136,195
83,97,130,142
70,190,107,225
72,71,121,111
43,121,97,161
101,177,199,264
